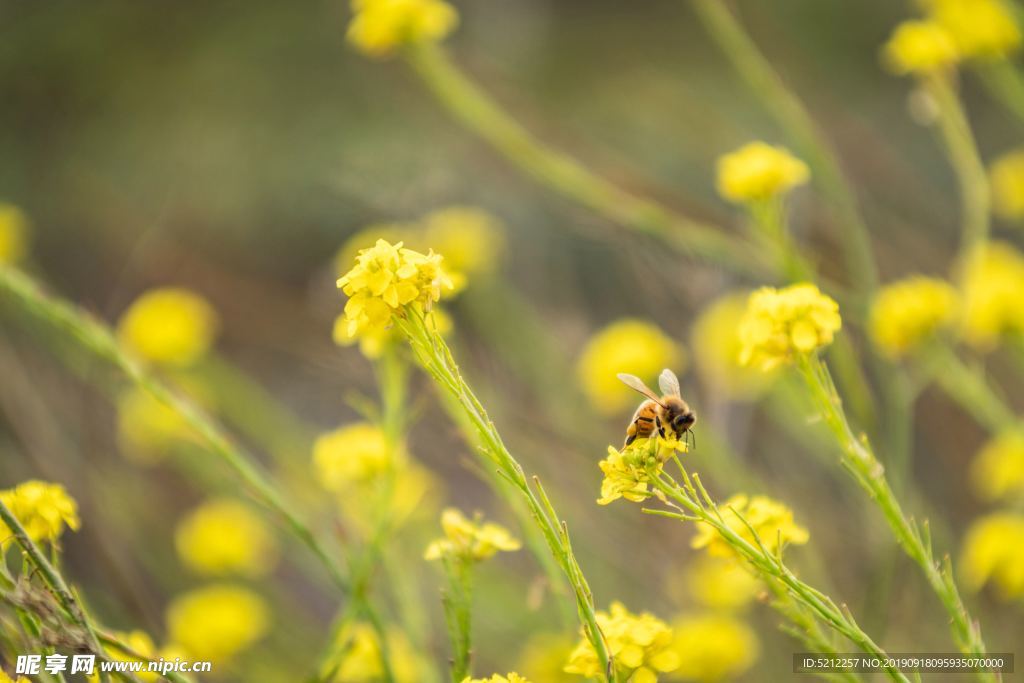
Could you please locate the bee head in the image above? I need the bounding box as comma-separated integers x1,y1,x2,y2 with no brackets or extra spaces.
672,412,696,430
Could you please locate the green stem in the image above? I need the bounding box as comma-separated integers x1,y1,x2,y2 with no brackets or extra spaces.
440,556,473,682
925,343,1018,433
976,60,1024,125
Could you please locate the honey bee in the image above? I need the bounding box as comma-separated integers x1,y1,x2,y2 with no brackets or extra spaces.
618,368,697,449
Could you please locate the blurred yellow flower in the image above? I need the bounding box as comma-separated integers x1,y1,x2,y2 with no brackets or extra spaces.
423,507,521,562
463,675,531,683
990,148,1024,220
738,283,841,371
970,431,1024,502
959,512,1024,599
339,461,440,536
957,241,1024,350
869,276,959,357
517,632,577,683
0,480,80,545
576,319,684,415
332,623,423,683
929,0,1021,60
313,422,396,491
89,630,185,683
716,142,809,204
166,584,269,662
882,20,959,75
692,493,809,559
0,202,30,265
347,0,457,58
175,498,279,578
338,239,452,339
116,386,200,464
690,293,777,399
117,288,219,367
670,612,760,682
423,206,505,292
564,602,679,683
680,555,761,611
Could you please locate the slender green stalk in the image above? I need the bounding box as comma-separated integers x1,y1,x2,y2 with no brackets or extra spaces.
924,343,1019,433
977,60,1024,125
402,42,772,279
747,197,815,283
796,354,995,681
0,265,349,594
439,555,473,682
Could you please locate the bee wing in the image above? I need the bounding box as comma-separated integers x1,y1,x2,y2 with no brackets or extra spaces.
658,368,681,398
617,373,663,404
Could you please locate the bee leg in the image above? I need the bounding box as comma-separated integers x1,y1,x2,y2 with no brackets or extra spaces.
655,415,665,438
624,434,637,446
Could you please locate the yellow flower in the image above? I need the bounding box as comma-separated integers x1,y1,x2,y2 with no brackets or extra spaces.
423,206,505,292
716,142,810,204
338,239,452,339
738,283,841,371
882,20,959,75
0,673,30,683
175,498,278,578
0,202,30,265
88,631,184,683
339,461,440,536
116,386,201,464
517,632,577,683
166,584,269,662
596,437,682,506
332,623,423,683
0,480,80,545
347,0,458,58
690,293,777,399
670,612,760,682
576,319,684,414
691,494,809,559
313,422,396,491
868,276,959,357
423,507,521,562
335,224,420,279
463,675,531,683
959,512,1024,599
929,0,1021,60
990,148,1024,219
564,602,679,683
957,241,1024,350
970,431,1024,502
334,306,451,359
679,555,761,611
117,288,219,367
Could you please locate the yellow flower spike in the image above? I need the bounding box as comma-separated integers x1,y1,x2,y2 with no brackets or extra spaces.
313,422,397,491
0,480,80,545
576,319,684,415
0,202,30,265
596,437,680,506
738,283,841,371
347,0,458,59
332,623,423,683
166,584,269,662
174,498,279,578
335,223,421,279
334,306,451,359
929,0,1021,61
959,511,1024,599
677,555,761,611
564,602,679,682
423,507,521,562
715,142,810,204
869,276,959,358
970,431,1024,502
957,241,1024,350
990,148,1024,220
670,612,760,682
882,20,960,75
462,674,532,683
691,493,809,559
116,288,220,367
690,293,777,399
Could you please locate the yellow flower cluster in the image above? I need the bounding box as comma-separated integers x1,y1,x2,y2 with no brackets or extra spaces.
90,631,186,683
679,555,761,612
928,0,1021,61
958,241,1024,350
117,288,219,367
869,276,959,357
0,672,30,683
690,293,776,399
0,202,30,265
564,602,679,682
175,498,279,578
463,675,531,683
332,623,423,683
971,431,1024,502
313,422,395,490
347,0,458,58
576,319,684,414
716,142,810,204
596,437,683,506
691,493,809,559
338,239,451,340
738,283,842,371
882,20,959,74
990,148,1024,219
670,613,760,682
166,584,269,662
424,508,521,562
959,512,1024,599
0,480,80,545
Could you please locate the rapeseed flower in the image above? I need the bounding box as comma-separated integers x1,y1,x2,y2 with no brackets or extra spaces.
596,436,682,506
334,304,451,359
333,623,423,683
175,498,279,578
990,148,1024,220
971,431,1024,502
166,584,269,662
716,142,809,204
313,422,396,491
957,241,1024,350
423,508,521,562
738,284,841,371
0,202,29,265
959,512,1024,599
678,555,761,611
690,293,776,399
117,288,219,367
882,20,959,75
670,613,760,682
347,0,457,58
564,602,679,682
691,493,809,559
929,0,1021,60
576,319,684,414
869,276,959,357
0,480,80,545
